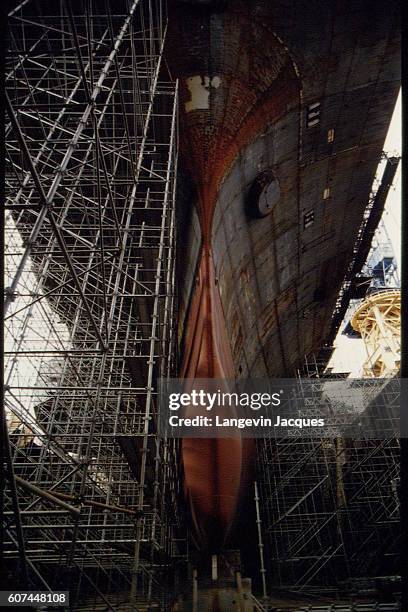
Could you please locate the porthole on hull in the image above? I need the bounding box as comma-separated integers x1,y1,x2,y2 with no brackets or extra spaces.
246,170,280,219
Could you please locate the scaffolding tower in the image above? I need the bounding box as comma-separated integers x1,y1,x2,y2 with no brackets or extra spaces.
255,378,400,603
3,1,184,608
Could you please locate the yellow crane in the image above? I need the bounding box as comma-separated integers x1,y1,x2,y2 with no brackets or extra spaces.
351,289,400,377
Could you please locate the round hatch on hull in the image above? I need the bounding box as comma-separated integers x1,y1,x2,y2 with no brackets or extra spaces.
246,170,280,218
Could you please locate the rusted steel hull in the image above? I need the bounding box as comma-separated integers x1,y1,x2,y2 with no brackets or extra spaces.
180,247,253,549
168,0,400,549
170,1,300,549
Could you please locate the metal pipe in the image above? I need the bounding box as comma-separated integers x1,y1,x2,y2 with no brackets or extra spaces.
254,481,267,599
1,418,29,582
14,476,80,516
45,490,142,517
235,571,246,612
192,568,198,612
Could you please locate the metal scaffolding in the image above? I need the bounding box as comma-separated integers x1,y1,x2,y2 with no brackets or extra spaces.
256,410,400,599
3,1,184,608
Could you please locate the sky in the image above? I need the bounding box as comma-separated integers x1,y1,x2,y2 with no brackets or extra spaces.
329,90,401,376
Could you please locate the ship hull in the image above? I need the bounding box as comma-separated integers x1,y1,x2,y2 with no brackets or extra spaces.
167,0,400,548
